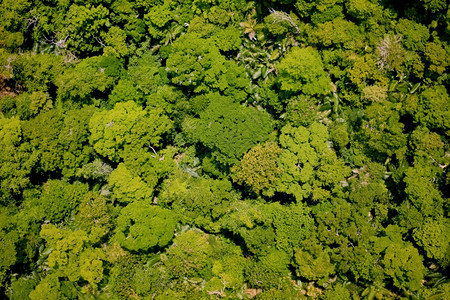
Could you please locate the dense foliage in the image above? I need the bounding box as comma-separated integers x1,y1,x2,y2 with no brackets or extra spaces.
0,0,449,298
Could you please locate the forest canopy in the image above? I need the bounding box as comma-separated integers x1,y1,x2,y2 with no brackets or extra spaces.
0,0,449,299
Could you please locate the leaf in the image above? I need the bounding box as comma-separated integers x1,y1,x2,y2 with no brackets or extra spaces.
269,49,280,61
252,68,262,80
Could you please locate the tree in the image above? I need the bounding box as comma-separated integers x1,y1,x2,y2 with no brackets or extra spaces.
294,243,335,281
62,4,110,55
159,173,239,232
413,217,450,268
276,47,331,96
21,109,65,173
0,208,18,288
276,123,350,201
75,192,112,243
39,224,106,290
89,101,172,162
231,142,282,195
108,163,153,203
382,242,426,291
56,55,122,104
166,33,248,100
184,94,273,166
114,201,177,251
39,180,89,223
0,118,36,200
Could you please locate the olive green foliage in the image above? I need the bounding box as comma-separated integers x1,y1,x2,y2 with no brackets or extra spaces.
232,142,282,195
0,0,449,297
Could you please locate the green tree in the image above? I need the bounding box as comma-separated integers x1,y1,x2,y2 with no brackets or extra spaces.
166,33,248,100
89,101,172,162
0,208,18,288
56,55,122,104
108,163,153,203
294,243,335,281
0,118,36,200
382,242,426,292
413,217,450,268
277,47,331,96
184,94,273,166
39,180,89,223
231,142,282,195
159,173,239,232
114,201,177,251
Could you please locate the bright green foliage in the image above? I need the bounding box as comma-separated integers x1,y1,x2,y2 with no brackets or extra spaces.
103,26,129,57
276,123,350,201
424,41,450,76
395,19,429,51
114,201,176,251
271,202,314,253
382,242,426,291
10,54,64,93
360,102,408,161
294,243,335,280
0,208,18,288
0,92,50,120
162,229,212,279
56,56,122,104
28,274,61,300
0,0,449,297
0,26,23,49
108,78,143,108
159,173,239,232
8,276,38,300
127,51,166,95
109,163,153,203
89,101,172,162
321,283,351,300
309,18,364,50
39,224,105,289
21,109,65,173
75,192,112,243
246,249,291,288
232,142,282,195
0,0,30,31
283,95,318,126
39,180,89,223
185,95,273,165
277,47,331,96
209,242,246,292
166,33,248,99
412,85,450,131
0,118,36,199
79,248,107,289
413,217,450,268
347,53,387,90
410,126,447,165
62,4,110,54
213,26,241,52
110,0,146,42
58,106,96,178
403,162,444,219
122,146,177,193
